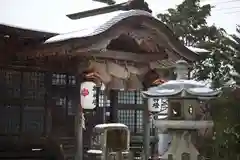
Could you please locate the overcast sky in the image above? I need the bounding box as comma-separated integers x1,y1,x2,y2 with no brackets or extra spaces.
0,0,239,34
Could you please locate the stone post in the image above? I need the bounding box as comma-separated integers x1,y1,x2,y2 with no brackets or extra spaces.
181,153,190,160
168,154,173,160
197,155,202,160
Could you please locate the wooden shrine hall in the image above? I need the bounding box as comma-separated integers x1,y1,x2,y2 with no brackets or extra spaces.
0,8,199,160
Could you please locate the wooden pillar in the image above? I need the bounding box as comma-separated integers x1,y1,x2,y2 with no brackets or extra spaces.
109,90,118,123
75,75,82,160
44,72,52,136
143,99,150,160
95,86,101,123
19,71,24,134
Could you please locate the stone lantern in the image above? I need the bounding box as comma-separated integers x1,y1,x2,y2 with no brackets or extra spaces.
142,60,220,160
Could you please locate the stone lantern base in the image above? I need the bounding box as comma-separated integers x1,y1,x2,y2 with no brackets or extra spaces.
161,131,199,160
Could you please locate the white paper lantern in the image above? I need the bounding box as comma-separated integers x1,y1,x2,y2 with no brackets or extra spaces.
148,98,168,114
148,98,161,112
80,81,97,109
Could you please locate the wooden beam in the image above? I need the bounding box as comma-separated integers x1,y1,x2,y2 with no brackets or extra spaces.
0,58,78,73
75,49,167,63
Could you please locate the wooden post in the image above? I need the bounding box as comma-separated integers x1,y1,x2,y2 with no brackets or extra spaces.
44,72,52,136
109,90,118,123
143,99,150,160
75,76,82,160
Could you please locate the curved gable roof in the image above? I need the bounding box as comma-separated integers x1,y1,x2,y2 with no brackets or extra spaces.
45,10,198,61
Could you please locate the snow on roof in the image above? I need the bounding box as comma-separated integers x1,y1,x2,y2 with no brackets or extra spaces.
95,123,128,129
0,0,107,34
45,10,152,43
161,79,206,87
143,79,220,98
186,46,210,53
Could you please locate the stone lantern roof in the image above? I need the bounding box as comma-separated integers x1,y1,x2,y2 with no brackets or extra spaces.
142,60,221,99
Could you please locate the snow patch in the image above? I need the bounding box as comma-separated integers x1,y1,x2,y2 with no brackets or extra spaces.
95,123,128,129
87,149,102,154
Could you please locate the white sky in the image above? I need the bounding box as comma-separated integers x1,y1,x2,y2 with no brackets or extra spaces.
0,0,239,34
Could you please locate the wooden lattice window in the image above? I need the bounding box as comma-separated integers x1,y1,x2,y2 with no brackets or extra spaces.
117,109,144,134
54,95,75,115
0,69,47,135
116,90,158,135
116,90,145,134
99,89,110,107
52,73,77,115
22,106,45,134
52,73,76,86
0,70,21,99
136,91,143,104
118,110,135,132
117,91,143,104
23,72,45,105
0,105,20,134
68,75,76,85
52,73,66,85
136,110,143,133
118,91,135,104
